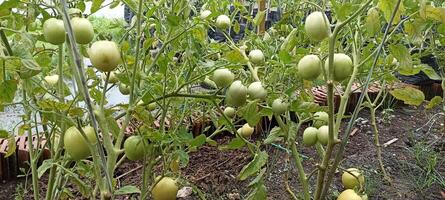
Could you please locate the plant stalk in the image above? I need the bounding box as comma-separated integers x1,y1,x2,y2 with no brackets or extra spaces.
319,0,403,198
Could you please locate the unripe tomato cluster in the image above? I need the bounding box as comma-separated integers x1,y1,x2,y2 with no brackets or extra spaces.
336,168,366,200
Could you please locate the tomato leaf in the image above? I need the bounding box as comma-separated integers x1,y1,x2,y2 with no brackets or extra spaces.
421,5,445,23
238,151,268,181
166,14,180,27
0,80,17,103
264,127,284,144
377,0,405,25
114,185,141,195
5,136,16,157
426,96,442,109
225,49,246,64
365,8,381,36
240,100,261,126
248,168,267,187
246,181,267,200
0,130,8,138
419,64,441,80
188,134,206,148
37,159,53,178
218,137,245,150
253,10,266,26
331,1,355,21
91,0,105,13
389,44,413,75
390,87,425,106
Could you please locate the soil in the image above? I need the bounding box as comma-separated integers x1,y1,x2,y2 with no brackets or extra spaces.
1,105,445,200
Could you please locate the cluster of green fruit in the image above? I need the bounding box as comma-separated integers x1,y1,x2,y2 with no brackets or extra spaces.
299,12,353,82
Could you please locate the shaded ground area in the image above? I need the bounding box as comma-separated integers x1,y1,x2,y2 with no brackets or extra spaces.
1,105,444,200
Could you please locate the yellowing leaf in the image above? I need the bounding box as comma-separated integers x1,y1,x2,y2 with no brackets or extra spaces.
390,87,425,106
421,5,445,23
377,0,405,25
426,96,442,109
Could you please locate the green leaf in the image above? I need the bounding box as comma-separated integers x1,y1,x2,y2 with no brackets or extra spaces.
241,100,260,126
114,185,141,195
331,1,355,21
233,20,241,34
278,50,292,64
0,130,8,138
106,116,120,137
365,8,381,36
377,0,405,25
389,44,413,75
419,65,441,80
38,159,53,178
248,167,266,187
238,151,268,180
0,80,17,103
421,5,445,23
91,0,105,13
253,10,266,26
18,124,29,136
167,14,180,27
189,134,206,148
218,137,245,150
20,59,41,79
264,127,284,144
225,49,247,64
426,96,442,109
0,0,19,16
5,136,16,157
390,87,425,106
89,88,105,104
246,181,267,200
68,107,84,118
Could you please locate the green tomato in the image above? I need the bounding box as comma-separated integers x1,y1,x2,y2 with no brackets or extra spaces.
325,53,353,81
64,126,97,160
337,189,363,200
124,135,145,161
223,107,236,118
212,68,234,88
304,11,330,42
247,81,267,100
119,83,130,95
297,54,322,80
237,123,254,138
342,168,365,189
313,111,328,128
68,8,82,18
44,75,59,86
317,125,329,145
71,17,94,44
88,40,121,72
272,99,288,114
248,49,265,65
216,15,231,29
225,80,247,107
203,76,217,88
101,71,119,84
302,127,318,146
200,10,212,19
152,177,179,200
170,159,180,172
43,18,66,45
147,102,157,111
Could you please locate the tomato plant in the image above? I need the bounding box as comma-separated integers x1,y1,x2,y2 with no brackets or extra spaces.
1,0,443,199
